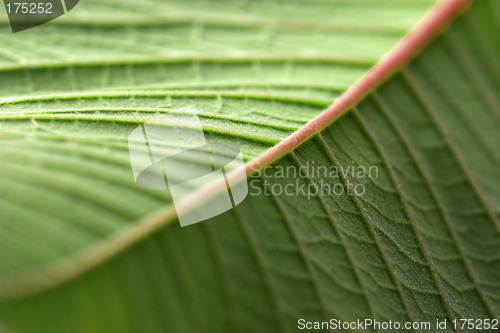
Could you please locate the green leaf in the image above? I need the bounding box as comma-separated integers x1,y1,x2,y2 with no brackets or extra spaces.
2,1,500,333
0,0,433,281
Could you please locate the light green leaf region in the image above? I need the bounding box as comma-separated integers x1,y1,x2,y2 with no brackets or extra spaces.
2,1,500,333
0,0,433,276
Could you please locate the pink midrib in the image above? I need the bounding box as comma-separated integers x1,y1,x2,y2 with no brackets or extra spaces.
175,0,471,216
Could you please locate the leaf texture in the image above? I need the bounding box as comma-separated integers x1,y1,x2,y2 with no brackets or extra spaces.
2,1,500,333
0,0,433,282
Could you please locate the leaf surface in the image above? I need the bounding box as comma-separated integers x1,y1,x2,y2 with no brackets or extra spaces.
0,0,433,279
2,1,500,333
